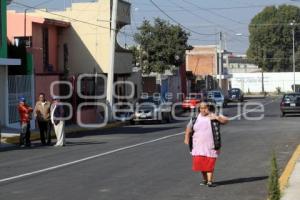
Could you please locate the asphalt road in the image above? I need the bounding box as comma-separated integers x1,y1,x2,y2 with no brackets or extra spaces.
1,97,300,200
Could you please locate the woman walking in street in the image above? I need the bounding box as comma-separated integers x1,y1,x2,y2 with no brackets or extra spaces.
184,102,228,187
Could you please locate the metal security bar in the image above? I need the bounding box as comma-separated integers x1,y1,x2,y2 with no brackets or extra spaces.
8,75,33,124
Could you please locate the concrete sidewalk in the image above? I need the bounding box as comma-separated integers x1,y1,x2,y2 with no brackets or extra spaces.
280,146,300,200
281,158,300,200
0,121,127,145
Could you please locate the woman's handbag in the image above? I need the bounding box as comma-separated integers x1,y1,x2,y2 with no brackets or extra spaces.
211,119,221,150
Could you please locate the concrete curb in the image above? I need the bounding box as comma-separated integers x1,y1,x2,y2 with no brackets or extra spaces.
2,121,128,145
279,144,300,191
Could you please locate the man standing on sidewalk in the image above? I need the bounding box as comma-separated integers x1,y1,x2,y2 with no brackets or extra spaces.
18,97,33,147
34,93,52,145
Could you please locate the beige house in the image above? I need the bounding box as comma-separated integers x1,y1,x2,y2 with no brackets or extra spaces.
27,0,132,75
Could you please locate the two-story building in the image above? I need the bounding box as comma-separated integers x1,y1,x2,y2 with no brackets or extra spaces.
185,45,232,95
8,0,138,124
7,11,70,100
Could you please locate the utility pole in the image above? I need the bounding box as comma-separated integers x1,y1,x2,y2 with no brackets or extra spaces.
24,10,26,37
292,23,296,92
107,0,118,121
218,32,223,89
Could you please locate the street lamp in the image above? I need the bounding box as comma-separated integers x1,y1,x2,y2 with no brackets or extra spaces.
235,33,243,36
218,32,223,89
290,20,296,92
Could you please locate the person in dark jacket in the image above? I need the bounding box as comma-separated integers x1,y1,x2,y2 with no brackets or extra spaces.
18,97,33,147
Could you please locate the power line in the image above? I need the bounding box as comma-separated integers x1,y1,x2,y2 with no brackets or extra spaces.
33,0,57,8
181,0,247,26
11,1,135,38
148,0,218,36
249,23,300,27
177,0,249,38
161,0,247,45
132,1,271,11
206,4,273,10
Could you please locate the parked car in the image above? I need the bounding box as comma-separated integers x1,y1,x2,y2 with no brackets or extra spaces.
228,88,244,102
130,96,172,124
280,93,300,117
207,90,227,107
182,93,202,111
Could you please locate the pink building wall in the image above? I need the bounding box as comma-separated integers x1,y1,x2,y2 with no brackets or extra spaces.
79,108,99,124
7,12,96,124
7,11,61,74
7,11,67,105
7,11,44,41
48,26,58,72
35,75,60,100
30,23,43,73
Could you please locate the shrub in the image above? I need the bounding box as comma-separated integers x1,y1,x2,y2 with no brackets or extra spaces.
268,152,281,200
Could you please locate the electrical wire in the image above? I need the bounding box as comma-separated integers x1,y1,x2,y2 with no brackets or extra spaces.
175,0,249,38
149,0,219,36
33,0,57,8
181,0,247,26
11,0,135,38
161,0,247,45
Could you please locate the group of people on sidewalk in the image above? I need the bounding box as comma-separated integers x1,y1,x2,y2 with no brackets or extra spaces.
18,93,65,147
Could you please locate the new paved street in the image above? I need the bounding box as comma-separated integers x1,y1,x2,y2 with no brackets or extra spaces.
0,97,299,200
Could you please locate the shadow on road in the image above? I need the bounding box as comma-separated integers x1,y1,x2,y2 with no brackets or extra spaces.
215,176,268,186
67,126,182,139
225,104,240,109
244,96,266,100
0,143,54,152
65,141,107,146
283,114,300,118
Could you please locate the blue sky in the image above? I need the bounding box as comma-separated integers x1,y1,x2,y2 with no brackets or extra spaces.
8,0,300,54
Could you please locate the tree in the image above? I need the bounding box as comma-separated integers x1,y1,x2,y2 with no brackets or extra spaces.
247,5,300,72
128,45,140,67
134,18,190,74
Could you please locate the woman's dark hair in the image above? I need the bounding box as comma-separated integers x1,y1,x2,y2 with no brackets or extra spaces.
203,101,216,113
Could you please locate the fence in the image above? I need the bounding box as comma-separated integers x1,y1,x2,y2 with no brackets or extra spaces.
8,75,33,124
231,72,300,93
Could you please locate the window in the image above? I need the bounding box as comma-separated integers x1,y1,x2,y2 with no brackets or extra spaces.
42,27,49,72
14,37,32,47
63,43,69,72
76,76,105,105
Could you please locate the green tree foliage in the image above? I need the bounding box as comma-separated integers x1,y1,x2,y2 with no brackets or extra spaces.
268,152,281,200
134,18,190,74
247,5,300,72
128,45,139,67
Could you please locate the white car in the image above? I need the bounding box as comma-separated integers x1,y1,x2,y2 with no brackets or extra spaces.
130,96,172,124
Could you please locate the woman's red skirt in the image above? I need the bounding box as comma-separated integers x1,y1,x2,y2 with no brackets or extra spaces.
192,156,216,172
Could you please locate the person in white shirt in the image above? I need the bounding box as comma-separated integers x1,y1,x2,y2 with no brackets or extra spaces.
50,98,65,147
